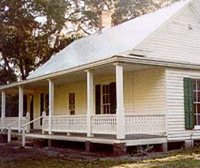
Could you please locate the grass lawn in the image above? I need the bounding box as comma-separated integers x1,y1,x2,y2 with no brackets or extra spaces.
1,144,200,168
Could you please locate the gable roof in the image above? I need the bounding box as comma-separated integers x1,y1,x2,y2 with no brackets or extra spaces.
28,0,191,79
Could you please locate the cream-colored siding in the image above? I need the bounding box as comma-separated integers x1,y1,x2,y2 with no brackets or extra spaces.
32,68,166,121
33,93,41,129
131,69,166,114
124,69,165,114
135,3,200,64
54,82,87,115
166,68,200,141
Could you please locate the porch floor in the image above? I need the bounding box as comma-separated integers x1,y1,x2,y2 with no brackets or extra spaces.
13,130,167,146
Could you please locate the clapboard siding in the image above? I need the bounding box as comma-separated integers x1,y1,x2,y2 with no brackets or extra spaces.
32,68,166,117
166,68,200,141
131,68,166,114
135,2,200,65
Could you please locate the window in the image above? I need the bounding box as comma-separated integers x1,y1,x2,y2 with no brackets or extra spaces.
193,80,200,125
69,93,75,115
102,85,111,114
95,83,116,115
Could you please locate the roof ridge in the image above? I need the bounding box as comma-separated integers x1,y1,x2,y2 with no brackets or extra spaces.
28,0,192,79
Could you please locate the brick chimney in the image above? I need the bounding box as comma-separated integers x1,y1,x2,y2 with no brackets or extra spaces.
100,10,113,30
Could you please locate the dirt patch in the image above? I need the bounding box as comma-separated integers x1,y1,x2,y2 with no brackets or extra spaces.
1,143,200,168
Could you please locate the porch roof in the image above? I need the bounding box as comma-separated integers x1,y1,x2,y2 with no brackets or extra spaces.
27,0,190,79
1,55,200,91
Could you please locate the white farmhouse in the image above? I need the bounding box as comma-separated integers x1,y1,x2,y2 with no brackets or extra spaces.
0,0,200,154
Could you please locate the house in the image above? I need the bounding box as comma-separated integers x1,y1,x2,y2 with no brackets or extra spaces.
0,0,200,154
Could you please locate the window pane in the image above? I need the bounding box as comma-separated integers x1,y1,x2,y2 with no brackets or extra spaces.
103,95,106,103
197,115,200,125
107,85,109,93
198,81,200,90
194,80,197,90
107,95,110,103
108,95,110,103
103,106,106,114
105,105,108,114
194,114,197,125
194,104,197,113
198,92,200,102
194,92,197,102
103,86,106,94
197,104,200,113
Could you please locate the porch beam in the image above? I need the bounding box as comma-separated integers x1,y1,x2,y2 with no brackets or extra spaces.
86,70,94,137
115,64,125,139
1,91,6,119
18,86,24,132
48,79,54,135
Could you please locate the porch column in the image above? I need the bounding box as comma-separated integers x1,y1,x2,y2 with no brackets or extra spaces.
1,91,6,119
115,64,125,139
86,70,94,137
1,91,6,130
18,86,24,132
48,79,54,135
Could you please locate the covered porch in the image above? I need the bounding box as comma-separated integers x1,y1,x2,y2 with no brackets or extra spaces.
0,62,167,147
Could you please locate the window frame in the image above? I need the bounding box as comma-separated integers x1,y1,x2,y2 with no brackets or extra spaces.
193,79,200,127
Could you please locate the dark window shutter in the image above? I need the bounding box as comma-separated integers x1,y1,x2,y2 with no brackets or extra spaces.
110,82,116,114
23,95,27,116
95,85,101,114
30,95,34,129
45,94,49,115
184,78,194,129
40,93,44,125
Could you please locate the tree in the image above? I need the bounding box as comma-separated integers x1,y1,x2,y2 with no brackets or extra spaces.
64,0,180,34
0,0,179,83
0,0,75,81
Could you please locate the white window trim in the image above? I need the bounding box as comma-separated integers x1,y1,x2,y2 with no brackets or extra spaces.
194,79,200,126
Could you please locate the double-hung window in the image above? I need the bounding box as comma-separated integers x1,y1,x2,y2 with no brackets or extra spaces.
193,79,200,125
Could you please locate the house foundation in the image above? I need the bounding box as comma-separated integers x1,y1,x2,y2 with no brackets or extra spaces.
113,143,127,155
162,142,168,152
0,134,7,143
85,141,94,152
184,140,194,149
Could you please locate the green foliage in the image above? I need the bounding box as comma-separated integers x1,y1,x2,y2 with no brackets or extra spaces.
72,0,181,32
0,0,74,81
0,0,180,83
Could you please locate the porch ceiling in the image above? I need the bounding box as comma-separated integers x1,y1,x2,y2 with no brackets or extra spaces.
2,62,155,92
46,63,154,85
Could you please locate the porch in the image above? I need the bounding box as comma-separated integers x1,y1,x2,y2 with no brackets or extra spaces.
0,112,167,148
0,62,167,149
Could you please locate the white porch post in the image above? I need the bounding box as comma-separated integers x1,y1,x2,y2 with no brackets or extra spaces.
18,86,24,132
86,70,94,137
115,64,125,139
1,91,6,130
48,79,54,135
1,91,6,119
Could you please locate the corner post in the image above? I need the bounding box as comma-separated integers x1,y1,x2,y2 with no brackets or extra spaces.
42,111,46,134
115,64,125,139
48,79,54,135
1,91,6,129
26,112,30,133
86,70,94,137
18,86,24,132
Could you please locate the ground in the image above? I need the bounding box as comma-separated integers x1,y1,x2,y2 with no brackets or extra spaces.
1,143,200,168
